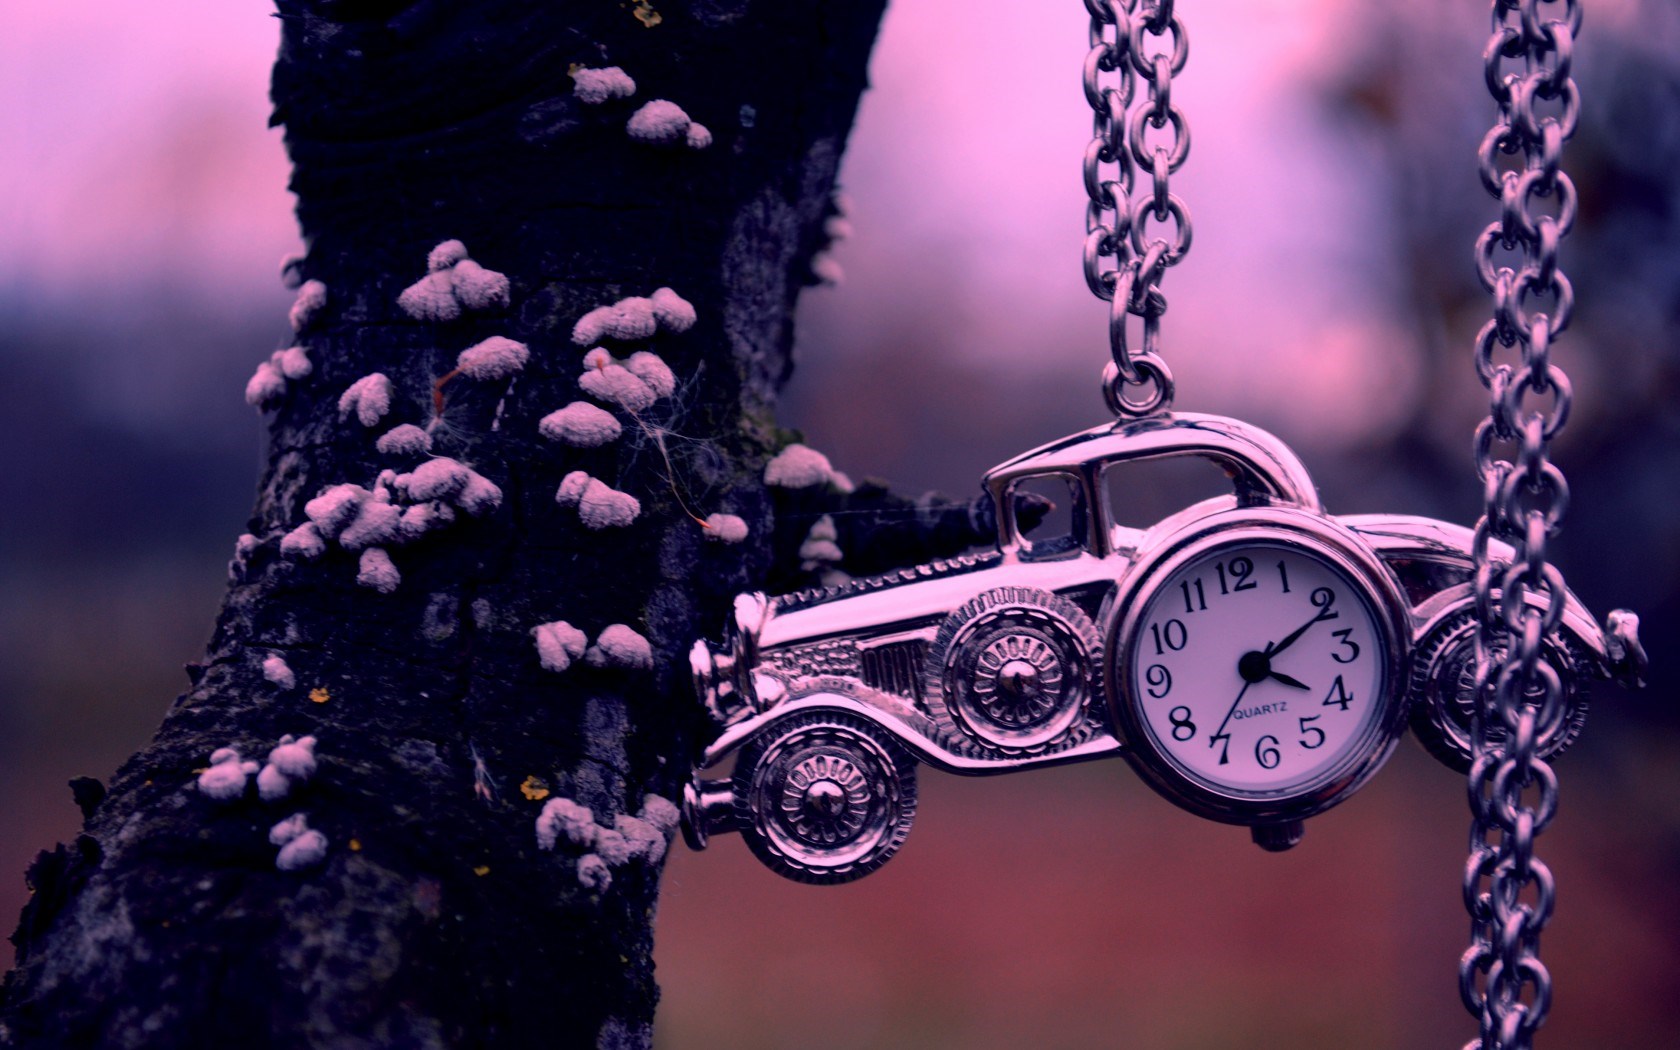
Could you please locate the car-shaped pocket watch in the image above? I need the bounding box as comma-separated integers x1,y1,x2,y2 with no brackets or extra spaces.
682,413,1645,883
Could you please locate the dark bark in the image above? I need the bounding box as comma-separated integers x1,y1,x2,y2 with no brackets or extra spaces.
0,2,942,1046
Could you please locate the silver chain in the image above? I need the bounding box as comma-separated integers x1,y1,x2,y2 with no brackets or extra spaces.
1462,2,1581,1047
1082,0,1191,418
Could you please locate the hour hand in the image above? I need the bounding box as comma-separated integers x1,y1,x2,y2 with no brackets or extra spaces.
1266,668,1311,690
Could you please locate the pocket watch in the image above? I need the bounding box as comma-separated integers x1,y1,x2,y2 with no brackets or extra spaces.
678,0,1645,894
1106,509,1412,848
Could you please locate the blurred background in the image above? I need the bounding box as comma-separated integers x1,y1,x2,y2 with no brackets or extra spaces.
3,0,1676,1046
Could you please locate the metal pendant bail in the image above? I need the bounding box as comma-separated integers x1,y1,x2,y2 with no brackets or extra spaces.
1102,352,1174,418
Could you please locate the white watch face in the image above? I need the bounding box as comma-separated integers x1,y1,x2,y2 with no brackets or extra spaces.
1128,541,1390,795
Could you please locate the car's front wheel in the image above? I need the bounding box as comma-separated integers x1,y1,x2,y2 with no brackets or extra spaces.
734,711,918,884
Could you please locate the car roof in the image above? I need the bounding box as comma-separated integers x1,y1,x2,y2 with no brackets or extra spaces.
982,412,1322,513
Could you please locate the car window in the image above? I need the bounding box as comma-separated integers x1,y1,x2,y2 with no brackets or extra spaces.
1013,473,1086,559
1101,455,1234,532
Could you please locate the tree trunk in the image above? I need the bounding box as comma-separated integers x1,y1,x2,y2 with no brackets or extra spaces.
0,2,995,1045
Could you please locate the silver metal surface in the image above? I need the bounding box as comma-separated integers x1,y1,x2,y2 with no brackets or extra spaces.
1410,603,1588,773
682,413,1629,884
1462,4,1590,1046
1084,0,1190,415
734,710,918,884
1105,509,1413,828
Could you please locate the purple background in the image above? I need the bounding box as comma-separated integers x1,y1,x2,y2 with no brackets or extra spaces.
3,1,1676,1045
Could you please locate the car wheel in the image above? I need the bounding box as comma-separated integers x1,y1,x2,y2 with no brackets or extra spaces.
735,711,918,884
926,587,1100,756
1408,607,1589,773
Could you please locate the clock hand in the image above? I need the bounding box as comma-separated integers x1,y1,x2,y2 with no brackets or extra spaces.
1211,677,1256,743
1211,637,1305,746
1266,668,1311,690
1265,604,1336,660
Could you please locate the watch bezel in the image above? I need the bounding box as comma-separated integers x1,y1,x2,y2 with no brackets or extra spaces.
1106,506,1412,826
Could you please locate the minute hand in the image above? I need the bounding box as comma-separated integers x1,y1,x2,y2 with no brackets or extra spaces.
1267,604,1338,660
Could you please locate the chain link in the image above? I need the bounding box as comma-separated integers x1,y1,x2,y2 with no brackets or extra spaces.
1083,0,1190,417
1462,3,1580,1047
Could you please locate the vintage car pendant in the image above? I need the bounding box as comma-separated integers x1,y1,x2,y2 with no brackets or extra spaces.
682,413,1645,884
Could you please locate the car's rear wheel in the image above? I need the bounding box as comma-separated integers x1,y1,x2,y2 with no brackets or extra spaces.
1408,607,1589,772
925,587,1100,756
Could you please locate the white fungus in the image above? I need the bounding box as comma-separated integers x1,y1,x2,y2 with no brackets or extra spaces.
197,750,259,801
390,460,499,516
585,624,654,671
257,763,291,801
803,537,846,567
262,655,296,689
259,734,320,800
764,443,835,488
591,828,633,867
572,65,636,104
375,423,432,456
276,345,313,381
245,360,287,407
406,457,471,502
578,349,661,413
533,620,589,674
800,514,844,568
579,362,656,413
268,735,319,779
685,123,712,149
339,500,403,550
230,533,258,578
403,242,510,318
289,280,328,332
280,521,327,560
824,215,853,242
339,373,394,427
811,252,844,287
573,289,695,345
576,478,641,530
624,351,675,398
803,543,843,570
455,471,503,515
538,402,623,447
626,100,693,145
268,813,310,846
535,796,598,850
449,258,511,311
398,270,463,323
576,853,611,892
640,794,681,838
280,253,305,289
648,287,696,333
398,501,454,539
357,547,401,592
428,239,470,273
456,335,529,381
555,470,591,508
305,483,368,536
276,829,329,871
572,298,658,345
702,512,748,544
615,814,666,865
